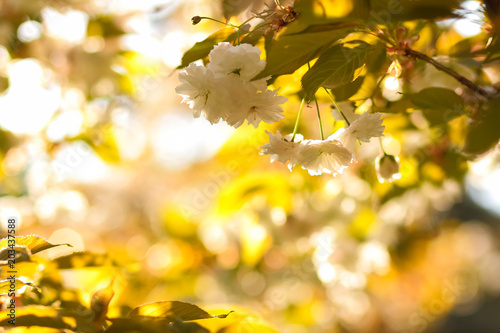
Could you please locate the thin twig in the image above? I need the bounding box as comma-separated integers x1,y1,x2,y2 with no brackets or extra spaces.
404,48,491,99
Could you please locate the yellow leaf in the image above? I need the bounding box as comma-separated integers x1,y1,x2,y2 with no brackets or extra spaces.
129,301,214,321
0,279,37,295
0,235,71,256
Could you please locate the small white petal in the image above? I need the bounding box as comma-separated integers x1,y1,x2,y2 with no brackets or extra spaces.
330,112,385,153
207,42,266,82
298,139,353,176
175,63,229,124
346,112,385,142
259,131,302,170
226,85,287,128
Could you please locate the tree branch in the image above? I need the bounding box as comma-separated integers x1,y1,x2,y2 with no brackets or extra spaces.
404,48,491,99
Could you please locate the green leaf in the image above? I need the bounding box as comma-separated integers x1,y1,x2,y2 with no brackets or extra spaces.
475,37,500,63
253,23,354,80
0,235,72,256
372,97,414,114
0,279,37,295
464,97,500,155
302,41,373,100
240,22,267,46
365,43,388,75
129,301,214,321
52,251,116,269
179,27,239,68
331,76,365,101
409,87,465,126
449,37,476,58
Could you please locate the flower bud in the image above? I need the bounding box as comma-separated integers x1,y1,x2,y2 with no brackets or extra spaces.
191,16,202,25
376,154,401,183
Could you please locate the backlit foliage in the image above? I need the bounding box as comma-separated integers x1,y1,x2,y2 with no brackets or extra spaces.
1,1,500,332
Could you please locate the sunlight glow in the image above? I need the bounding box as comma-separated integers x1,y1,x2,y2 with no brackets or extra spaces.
42,7,88,44
0,59,60,135
357,241,390,275
382,77,403,101
0,46,10,75
161,31,209,68
17,20,43,43
146,243,172,270
151,111,234,170
467,152,500,216
454,1,483,38
200,224,228,254
121,34,161,59
384,77,400,91
51,141,109,183
318,263,337,283
270,207,287,226
48,228,84,258
46,110,84,142
249,225,267,242
312,228,335,263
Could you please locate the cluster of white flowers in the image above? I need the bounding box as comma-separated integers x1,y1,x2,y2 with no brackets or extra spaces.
260,112,385,176
176,41,385,177
175,42,287,128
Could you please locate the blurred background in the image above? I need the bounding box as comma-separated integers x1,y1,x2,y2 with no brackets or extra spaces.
0,0,500,332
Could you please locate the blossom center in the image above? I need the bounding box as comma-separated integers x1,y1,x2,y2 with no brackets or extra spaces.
230,68,242,75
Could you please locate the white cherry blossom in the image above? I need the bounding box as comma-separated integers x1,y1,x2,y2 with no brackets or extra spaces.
259,131,303,170
226,86,287,128
176,43,286,128
175,63,228,124
298,139,353,176
330,112,384,152
207,42,266,82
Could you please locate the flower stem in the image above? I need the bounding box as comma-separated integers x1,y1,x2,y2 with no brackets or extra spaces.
238,17,255,28
308,62,325,140
291,98,306,142
379,137,387,155
324,88,351,126
314,96,324,140
197,16,238,28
